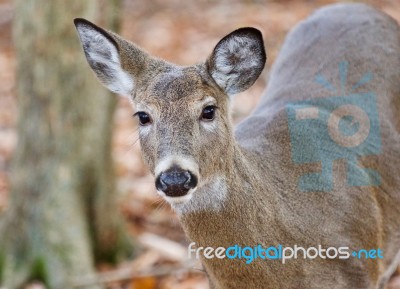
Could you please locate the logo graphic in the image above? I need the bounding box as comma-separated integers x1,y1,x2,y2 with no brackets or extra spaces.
286,62,381,192
188,242,384,265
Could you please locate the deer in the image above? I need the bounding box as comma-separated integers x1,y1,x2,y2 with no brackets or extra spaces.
74,3,400,289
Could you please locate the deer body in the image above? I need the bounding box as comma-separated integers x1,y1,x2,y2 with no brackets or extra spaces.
75,3,400,289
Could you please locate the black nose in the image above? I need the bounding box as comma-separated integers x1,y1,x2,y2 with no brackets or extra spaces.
155,167,198,197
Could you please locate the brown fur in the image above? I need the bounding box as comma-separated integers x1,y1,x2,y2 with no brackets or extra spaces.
75,3,400,288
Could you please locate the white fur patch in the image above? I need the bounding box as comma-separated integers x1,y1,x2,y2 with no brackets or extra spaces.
155,155,199,178
157,188,196,204
76,24,134,96
201,118,218,132
171,175,228,214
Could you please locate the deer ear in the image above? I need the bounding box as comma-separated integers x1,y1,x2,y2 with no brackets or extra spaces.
207,28,266,96
74,18,135,97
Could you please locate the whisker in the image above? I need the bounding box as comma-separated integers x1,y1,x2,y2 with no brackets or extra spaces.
153,196,169,212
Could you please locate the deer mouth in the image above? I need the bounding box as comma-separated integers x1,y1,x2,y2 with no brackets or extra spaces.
162,190,196,205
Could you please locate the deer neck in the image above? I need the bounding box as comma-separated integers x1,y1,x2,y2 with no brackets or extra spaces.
175,142,280,248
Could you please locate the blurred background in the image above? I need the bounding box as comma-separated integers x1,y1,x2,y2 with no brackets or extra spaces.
0,0,399,288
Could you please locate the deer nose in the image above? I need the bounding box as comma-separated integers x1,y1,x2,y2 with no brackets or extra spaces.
155,167,198,197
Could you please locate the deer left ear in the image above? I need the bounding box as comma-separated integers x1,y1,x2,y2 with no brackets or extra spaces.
206,27,266,96
74,18,135,97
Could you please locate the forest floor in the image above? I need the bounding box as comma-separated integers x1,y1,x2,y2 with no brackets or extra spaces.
1,0,400,288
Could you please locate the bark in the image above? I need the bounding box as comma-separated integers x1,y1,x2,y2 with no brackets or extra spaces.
0,1,131,288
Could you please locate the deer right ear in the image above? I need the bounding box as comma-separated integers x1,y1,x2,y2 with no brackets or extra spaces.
74,18,135,97
206,28,266,96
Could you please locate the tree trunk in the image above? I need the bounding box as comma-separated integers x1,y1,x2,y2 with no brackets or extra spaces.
0,1,131,288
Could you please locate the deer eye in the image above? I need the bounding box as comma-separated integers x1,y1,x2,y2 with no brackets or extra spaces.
201,105,216,121
134,111,152,126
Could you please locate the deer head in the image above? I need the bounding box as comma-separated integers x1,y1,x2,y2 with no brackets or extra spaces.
74,19,266,206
